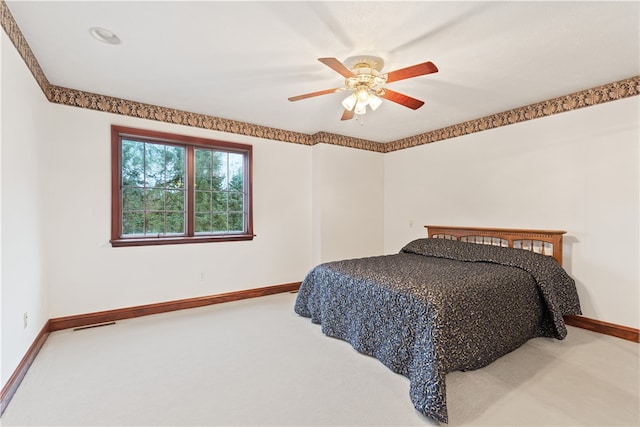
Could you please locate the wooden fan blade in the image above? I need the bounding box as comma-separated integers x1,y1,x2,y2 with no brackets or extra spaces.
379,89,425,110
341,109,355,121
288,88,341,102
385,61,438,84
318,57,356,78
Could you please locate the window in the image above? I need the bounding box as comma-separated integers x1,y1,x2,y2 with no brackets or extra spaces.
111,125,253,247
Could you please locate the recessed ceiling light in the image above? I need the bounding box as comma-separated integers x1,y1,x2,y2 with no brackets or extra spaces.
89,27,121,45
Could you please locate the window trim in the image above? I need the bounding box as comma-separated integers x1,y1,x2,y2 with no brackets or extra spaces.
110,125,254,247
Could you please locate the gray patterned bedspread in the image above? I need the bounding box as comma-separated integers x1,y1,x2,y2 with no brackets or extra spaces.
294,238,581,423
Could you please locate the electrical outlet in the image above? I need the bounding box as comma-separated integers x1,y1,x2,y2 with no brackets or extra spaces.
200,272,205,280
23,312,28,329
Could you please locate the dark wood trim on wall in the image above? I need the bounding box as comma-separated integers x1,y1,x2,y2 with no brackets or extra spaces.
564,315,640,343
0,320,50,415
2,284,637,417
49,282,301,332
0,283,300,416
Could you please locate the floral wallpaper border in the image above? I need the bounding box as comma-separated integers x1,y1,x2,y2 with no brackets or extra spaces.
386,76,640,153
1,0,50,96
2,1,638,154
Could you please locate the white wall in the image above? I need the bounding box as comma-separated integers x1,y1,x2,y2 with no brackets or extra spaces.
40,105,315,317
385,96,640,329
1,27,385,390
2,16,638,396
37,107,384,318
312,143,385,264
1,31,50,386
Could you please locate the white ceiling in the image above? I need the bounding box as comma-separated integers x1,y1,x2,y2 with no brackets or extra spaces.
5,1,640,143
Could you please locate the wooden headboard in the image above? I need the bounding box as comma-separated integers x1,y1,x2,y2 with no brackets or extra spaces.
425,225,566,265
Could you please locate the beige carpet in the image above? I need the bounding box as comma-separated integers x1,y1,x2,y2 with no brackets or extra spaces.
1,292,638,426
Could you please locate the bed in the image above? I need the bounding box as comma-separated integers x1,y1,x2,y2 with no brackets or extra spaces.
294,225,582,423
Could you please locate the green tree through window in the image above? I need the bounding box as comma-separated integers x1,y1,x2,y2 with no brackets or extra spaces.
194,150,245,233
121,140,186,236
111,126,253,247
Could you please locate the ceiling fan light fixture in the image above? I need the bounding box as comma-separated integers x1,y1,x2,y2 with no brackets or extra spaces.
344,87,382,115
356,87,370,103
342,93,357,111
354,102,367,115
368,94,383,111
288,55,438,122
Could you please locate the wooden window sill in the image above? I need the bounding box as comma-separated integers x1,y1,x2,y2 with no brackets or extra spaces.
110,234,255,247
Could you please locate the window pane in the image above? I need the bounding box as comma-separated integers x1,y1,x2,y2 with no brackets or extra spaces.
122,187,144,211
228,192,243,212
166,213,185,234
212,151,228,191
195,213,211,233
166,189,185,211
212,213,228,232
229,213,244,232
145,212,165,234
123,212,144,235
212,192,228,212
193,148,245,233
165,145,185,189
145,143,165,188
194,149,212,190
122,139,145,187
195,191,211,213
146,188,165,211
229,152,244,190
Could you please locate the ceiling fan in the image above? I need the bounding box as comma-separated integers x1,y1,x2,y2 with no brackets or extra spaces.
288,55,438,121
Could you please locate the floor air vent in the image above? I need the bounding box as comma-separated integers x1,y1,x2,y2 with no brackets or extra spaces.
73,322,116,331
